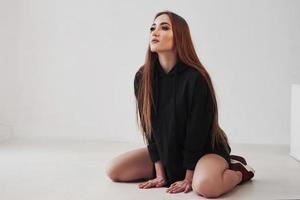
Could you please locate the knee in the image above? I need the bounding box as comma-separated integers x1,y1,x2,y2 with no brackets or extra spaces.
105,160,120,182
192,178,222,198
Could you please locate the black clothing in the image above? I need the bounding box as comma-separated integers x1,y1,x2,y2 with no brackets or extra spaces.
134,59,231,186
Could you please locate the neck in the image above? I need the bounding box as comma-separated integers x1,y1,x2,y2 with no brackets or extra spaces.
157,51,177,74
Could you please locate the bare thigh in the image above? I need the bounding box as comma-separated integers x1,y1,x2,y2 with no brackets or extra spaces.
192,153,229,197
106,147,154,182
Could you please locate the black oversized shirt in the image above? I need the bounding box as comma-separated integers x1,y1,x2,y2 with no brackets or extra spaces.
134,59,230,185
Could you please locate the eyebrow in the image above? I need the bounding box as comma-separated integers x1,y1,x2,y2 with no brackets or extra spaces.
151,22,170,26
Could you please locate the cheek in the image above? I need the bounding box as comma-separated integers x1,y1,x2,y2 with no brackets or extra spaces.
162,33,174,47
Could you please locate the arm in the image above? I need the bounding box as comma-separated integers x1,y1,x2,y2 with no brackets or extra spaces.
184,169,194,183
183,74,213,171
134,66,161,163
154,160,166,179
134,66,143,99
166,75,212,193
146,134,160,163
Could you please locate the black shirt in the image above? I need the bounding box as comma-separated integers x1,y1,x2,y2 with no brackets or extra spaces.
134,59,231,186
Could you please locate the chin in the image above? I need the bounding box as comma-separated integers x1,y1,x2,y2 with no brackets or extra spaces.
150,48,159,53
150,46,173,53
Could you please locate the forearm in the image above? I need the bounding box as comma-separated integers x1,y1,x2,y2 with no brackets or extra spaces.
185,169,194,182
154,160,166,178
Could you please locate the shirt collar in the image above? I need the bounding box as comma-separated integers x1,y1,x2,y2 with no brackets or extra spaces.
155,58,187,78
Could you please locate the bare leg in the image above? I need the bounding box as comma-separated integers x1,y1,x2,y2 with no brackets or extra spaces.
221,169,242,193
105,147,154,182
192,154,242,198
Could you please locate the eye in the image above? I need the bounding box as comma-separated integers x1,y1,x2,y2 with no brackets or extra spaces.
162,26,169,30
150,27,155,32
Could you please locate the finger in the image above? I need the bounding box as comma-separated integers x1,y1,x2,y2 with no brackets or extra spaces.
147,181,157,189
139,181,148,187
157,179,164,185
166,186,173,192
166,187,171,192
169,186,181,193
167,182,177,191
140,181,150,189
170,182,176,187
155,182,162,187
168,187,176,193
141,181,152,188
156,181,165,187
183,185,189,193
170,187,182,193
184,184,190,193
138,182,146,188
175,186,186,193
143,182,154,189
169,183,182,190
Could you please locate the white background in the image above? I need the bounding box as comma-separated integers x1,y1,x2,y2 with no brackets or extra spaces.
0,0,299,145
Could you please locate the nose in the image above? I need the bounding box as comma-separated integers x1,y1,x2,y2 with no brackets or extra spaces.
152,27,159,37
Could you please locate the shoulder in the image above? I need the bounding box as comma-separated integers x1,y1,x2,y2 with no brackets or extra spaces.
136,65,144,75
181,64,211,98
134,65,144,96
134,65,144,84
181,64,206,86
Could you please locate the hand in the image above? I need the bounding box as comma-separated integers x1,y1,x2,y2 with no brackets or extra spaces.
138,176,167,189
166,179,192,194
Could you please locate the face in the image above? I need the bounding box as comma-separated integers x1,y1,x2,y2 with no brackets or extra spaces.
149,14,175,53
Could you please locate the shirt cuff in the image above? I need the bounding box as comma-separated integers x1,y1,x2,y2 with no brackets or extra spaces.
183,150,205,170
147,143,160,162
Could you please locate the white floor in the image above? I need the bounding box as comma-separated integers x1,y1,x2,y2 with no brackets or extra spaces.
0,139,300,200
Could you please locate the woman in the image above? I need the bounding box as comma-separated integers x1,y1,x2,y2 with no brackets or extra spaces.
106,10,255,198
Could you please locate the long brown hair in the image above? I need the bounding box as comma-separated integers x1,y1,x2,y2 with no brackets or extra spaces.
135,10,230,154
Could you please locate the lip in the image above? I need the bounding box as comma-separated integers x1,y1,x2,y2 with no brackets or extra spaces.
151,38,159,43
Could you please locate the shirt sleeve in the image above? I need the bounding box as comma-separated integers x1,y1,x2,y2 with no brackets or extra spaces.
147,135,160,162
134,66,143,98
134,66,160,163
183,74,213,170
